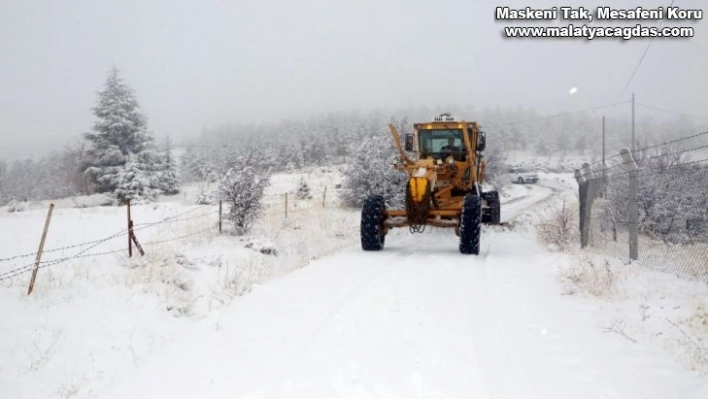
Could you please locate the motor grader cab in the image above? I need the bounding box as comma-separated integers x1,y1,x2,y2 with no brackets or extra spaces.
360,113,500,255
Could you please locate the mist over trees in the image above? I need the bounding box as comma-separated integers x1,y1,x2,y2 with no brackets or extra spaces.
179,104,703,186
0,96,702,207
0,141,88,205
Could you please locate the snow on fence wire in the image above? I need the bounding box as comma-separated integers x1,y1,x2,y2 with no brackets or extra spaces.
577,130,708,283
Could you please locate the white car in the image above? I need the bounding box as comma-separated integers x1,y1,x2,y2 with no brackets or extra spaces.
509,167,539,184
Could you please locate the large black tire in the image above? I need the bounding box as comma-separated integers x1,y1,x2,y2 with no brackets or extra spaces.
361,195,386,251
517,177,524,184
482,191,501,225
459,194,482,255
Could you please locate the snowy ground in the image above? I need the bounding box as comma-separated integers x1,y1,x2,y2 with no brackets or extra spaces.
2,167,708,398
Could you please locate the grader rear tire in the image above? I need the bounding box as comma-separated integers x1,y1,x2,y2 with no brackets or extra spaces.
459,194,482,255
361,195,386,251
482,191,501,225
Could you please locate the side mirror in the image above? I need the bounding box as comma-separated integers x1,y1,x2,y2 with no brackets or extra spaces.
404,134,414,152
477,132,487,152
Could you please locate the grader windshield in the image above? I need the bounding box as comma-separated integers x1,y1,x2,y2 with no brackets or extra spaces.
417,128,466,159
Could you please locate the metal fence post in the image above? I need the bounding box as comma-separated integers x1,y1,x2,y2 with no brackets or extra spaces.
575,169,589,248
620,149,639,261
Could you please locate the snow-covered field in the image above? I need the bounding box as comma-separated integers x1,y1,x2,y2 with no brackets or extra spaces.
2,167,708,398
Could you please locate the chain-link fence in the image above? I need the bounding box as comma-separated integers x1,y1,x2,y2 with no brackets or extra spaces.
577,132,708,282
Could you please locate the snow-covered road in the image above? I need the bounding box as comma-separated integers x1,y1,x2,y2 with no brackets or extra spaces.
100,184,708,398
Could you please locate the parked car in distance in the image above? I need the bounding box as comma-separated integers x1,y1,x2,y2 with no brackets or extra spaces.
509,167,539,184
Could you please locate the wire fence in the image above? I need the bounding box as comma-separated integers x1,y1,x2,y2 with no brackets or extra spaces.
577,131,708,283
0,185,348,286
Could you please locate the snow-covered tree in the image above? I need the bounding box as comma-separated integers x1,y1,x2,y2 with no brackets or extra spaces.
160,136,181,195
602,145,708,244
295,177,312,200
83,67,158,194
217,158,271,235
481,133,509,193
114,154,155,204
340,134,407,208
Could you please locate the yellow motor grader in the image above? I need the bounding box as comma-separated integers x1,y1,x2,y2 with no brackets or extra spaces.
360,113,500,255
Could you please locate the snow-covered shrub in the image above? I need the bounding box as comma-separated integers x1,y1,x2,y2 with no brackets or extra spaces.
114,155,156,204
537,199,578,251
7,200,28,213
559,256,621,298
295,177,312,200
195,189,214,205
245,237,278,256
286,161,298,173
668,310,708,374
340,134,407,208
217,158,270,235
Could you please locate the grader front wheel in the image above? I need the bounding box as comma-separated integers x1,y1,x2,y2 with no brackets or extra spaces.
361,195,386,251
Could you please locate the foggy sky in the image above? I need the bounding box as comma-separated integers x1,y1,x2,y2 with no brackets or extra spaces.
1,0,706,159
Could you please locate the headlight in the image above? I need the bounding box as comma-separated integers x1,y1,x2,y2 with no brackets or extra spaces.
448,158,454,164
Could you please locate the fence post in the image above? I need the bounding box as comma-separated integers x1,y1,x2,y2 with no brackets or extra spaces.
285,193,288,218
322,186,327,208
131,233,145,256
219,201,223,234
127,199,133,257
620,149,639,261
575,169,589,248
28,203,54,295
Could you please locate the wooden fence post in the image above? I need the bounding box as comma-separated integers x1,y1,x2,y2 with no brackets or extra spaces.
127,199,133,257
131,233,145,256
28,203,54,295
219,201,223,234
126,199,144,257
322,186,327,208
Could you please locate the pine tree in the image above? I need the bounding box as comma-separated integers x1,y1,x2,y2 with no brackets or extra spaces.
160,136,181,195
295,177,312,200
83,67,158,194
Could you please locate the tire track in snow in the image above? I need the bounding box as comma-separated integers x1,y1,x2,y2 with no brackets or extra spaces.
489,233,541,398
264,246,420,396
466,232,540,399
267,233,493,397
502,183,559,223
272,181,563,397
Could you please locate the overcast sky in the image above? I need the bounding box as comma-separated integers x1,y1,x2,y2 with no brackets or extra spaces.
1,0,706,159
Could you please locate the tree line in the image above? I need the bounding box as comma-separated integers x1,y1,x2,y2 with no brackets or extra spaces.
0,68,702,212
